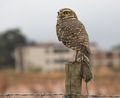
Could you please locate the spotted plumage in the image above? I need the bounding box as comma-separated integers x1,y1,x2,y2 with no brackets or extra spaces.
56,8,91,59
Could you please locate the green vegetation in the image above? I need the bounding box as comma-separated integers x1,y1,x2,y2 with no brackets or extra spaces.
0,29,27,69
112,44,120,50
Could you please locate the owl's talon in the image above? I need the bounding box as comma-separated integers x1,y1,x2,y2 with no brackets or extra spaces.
74,50,79,62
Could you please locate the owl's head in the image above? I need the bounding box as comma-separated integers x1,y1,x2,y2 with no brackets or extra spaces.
57,8,78,21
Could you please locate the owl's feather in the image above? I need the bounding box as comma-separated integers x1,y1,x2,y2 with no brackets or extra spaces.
56,18,91,58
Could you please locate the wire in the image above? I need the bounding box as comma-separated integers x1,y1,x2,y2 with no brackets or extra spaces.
0,93,120,97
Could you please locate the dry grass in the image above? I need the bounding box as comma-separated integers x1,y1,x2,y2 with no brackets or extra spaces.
0,67,120,96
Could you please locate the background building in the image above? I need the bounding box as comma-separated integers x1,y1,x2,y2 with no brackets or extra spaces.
14,43,120,72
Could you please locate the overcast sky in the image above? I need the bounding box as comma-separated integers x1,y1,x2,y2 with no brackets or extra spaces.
0,0,120,50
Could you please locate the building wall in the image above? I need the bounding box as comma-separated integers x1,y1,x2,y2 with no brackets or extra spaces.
14,43,120,72
15,44,74,72
91,50,120,67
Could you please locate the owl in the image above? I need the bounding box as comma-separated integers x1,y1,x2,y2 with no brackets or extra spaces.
56,8,91,61
56,8,93,84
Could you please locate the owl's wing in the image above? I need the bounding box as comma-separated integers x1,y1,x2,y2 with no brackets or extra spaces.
67,19,91,57
77,20,91,58
67,19,90,48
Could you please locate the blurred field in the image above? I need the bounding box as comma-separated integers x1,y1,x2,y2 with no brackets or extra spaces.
0,67,120,98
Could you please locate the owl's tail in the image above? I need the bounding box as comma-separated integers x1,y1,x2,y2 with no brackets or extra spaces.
84,47,91,59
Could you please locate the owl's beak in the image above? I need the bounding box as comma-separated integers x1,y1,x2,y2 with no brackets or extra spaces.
57,15,61,19
57,15,60,20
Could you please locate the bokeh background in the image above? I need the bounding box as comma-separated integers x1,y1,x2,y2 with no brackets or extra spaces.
0,0,120,97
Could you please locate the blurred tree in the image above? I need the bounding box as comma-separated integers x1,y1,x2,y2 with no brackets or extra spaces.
112,44,120,50
0,29,27,69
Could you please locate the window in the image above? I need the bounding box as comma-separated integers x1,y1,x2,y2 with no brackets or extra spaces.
53,49,69,53
106,52,113,58
54,59,69,63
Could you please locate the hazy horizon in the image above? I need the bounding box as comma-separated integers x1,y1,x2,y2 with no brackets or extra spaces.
0,0,120,50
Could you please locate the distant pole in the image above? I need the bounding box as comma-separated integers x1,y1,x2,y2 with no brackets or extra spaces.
65,62,84,98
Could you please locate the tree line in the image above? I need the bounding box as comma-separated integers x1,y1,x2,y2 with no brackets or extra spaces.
0,29,27,69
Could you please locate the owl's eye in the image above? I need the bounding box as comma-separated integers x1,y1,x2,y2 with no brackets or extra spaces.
63,11,70,15
57,12,59,15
